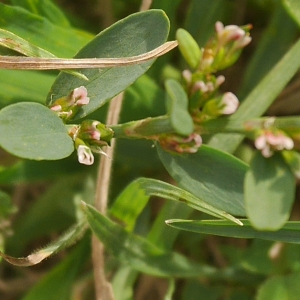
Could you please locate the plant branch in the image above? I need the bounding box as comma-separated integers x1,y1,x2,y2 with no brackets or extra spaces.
92,92,124,300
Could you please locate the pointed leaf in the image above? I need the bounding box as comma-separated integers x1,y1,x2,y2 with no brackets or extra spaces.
157,144,247,216
0,3,91,57
46,10,171,119
165,79,194,136
0,28,88,80
110,177,242,233
11,0,70,27
0,102,74,160
245,152,295,230
83,202,216,277
166,219,300,244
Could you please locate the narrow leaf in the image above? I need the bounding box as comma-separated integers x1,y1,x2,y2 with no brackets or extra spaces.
0,102,74,160
157,144,247,216
11,0,70,27
0,222,86,266
166,219,300,244
165,79,194,136
283,0,300,27
0,28,88,80
83,202,217,278
245,152,295,230
0,3,92,58
110,177,242,232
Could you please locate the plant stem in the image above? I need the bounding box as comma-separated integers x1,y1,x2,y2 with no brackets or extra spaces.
110,115,257,140
140,0,153,11
92,92,124,300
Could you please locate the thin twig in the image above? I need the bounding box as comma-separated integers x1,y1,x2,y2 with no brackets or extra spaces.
139,0,153,11
92,2,156,299
92,92,124,300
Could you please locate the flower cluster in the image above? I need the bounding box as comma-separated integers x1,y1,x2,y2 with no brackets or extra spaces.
69,120,114,165
182,69,239,120
178,21,250,122
200,22,252,73
49,86,90,120
254,130,294,158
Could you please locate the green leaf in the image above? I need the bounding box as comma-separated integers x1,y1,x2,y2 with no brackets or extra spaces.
110,178,242,230
0,28,88,80
109,178,150,232
0,70,55,108
46,10,171,119
239,2,298,98
208,37,300,153
245,152,295,231
257,272,300,300
283,0,300,27
165,79,194,136
83,202,216,278
0,102,74,160
184,0,226,46
157,144,247,216
282,150,300,179
0,190,16,218
176,28,201,69
23,237,90,300
166,219,300,244
0,3,92,57
112,266,136,300
11,0,70,27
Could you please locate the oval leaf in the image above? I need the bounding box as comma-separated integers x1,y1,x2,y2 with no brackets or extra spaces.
157,144,247,216
245,152,295,231
165,79,194,136
46,10,170,119
0,102,74,160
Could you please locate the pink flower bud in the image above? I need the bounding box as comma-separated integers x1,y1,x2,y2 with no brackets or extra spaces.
182,70,192,83
215,22,248,46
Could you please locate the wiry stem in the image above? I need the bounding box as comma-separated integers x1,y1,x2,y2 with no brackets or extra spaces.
92,93,123,300
140,0,153,11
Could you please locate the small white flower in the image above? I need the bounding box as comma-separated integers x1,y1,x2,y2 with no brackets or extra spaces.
77,145,94,165
73,86,90,106
220,92,239,115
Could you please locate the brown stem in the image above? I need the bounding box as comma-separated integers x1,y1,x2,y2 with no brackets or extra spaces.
92,92,124,300
139,0,153,11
